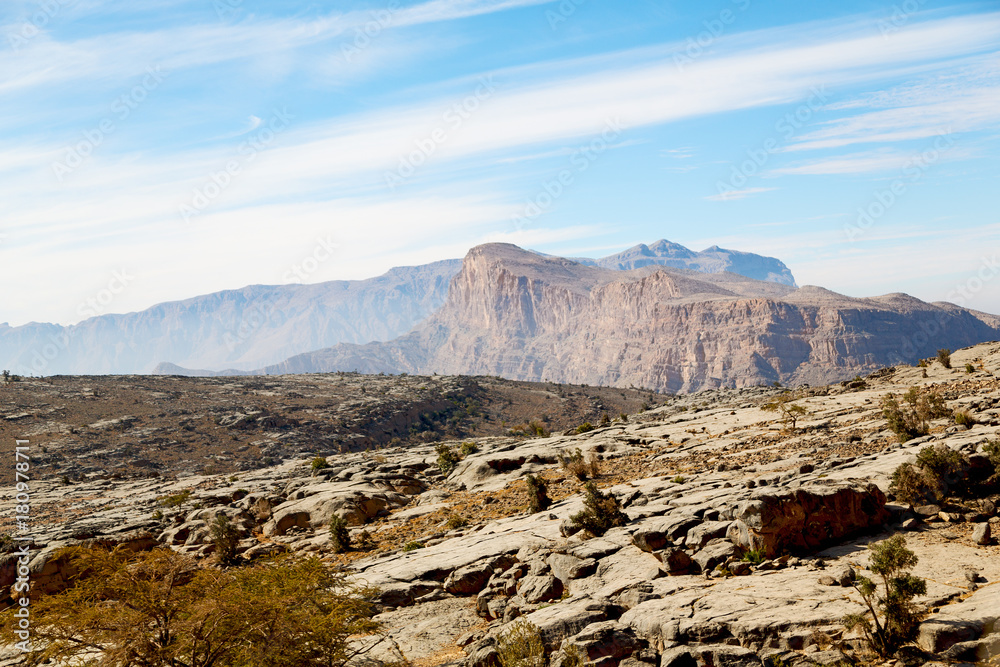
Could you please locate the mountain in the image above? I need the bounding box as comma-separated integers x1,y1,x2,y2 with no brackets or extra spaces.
2,260,461,375
252,243,1000,392
575,239,797,286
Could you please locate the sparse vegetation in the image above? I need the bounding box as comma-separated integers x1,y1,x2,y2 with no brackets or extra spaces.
446,514,468,530
435,443,459,475
525,474,551,513
742,548,766,565
157,489,193,508
495,619,546,667
330,515,351,553
0,546,383,667
311,456,330,471
881,387,949,442
954,409,976,428
937,348,952,369
402,541,425,552
842,536,926,658
965,362,975,373
210,514,242,566
569,481,628,537
761,391,808,432
672,475,687,484
575,421,594,434
558,447,599,480
460,441,479,456
890,443,968,506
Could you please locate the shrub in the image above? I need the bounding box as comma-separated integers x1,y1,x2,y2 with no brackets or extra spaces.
881,387,949,442
157,489,193,508
575,422,594,434
356,529,376,551
761,391,808,431
525,474,551,513
889,463,937,506
965,363,975,373
311,456,330,471
436,444,459,475
984,440,1000,468
599,413,611,426
559,448,591,480
672,475,687,484
329,515,351,553
843,536,926,657
0,547,383,667
917,358,928,368
891,443,969,505
211,514,242,566
937,348,952,368
460,441,479,456
496,619,546,667
742,548,766,565
954,409,976,428
569,482,628,537
446,514,468,530
402,541,425,552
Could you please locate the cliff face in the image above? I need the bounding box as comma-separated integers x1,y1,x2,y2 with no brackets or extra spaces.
263,244,1000,392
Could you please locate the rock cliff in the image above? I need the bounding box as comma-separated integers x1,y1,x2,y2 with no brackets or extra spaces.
261,243,1000,392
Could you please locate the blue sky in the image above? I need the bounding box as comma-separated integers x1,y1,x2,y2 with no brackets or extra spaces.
2,0,999,326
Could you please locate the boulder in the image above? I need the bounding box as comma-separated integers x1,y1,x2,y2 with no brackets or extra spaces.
728,482,889,557
685,521,733,550
654,548,693,576
971,522,991,545
558,620,645,667
523,597,612,649
548,553,597,583
518,574,563,604
691,539,737,574
694,645,763,667
444,554,517,595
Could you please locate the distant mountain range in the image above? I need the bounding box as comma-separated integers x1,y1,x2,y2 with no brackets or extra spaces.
186,243,1000,393
2,240,795,376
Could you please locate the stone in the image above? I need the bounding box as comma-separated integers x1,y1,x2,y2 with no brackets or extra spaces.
444,555,517,595
654,548,693,575
523,597,612,650
659,647,697,667
517,574,563,604
548,553,597,583
694,645,763,667
685,521,733,549
971,522,991,545
691,539,738,573
559,620,645,667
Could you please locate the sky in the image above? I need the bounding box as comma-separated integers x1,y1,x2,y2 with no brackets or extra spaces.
2,0,999,326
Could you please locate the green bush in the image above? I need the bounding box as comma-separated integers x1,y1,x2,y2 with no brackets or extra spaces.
460,441,479,456
937,348,952,368
210,514,242,566
157,489,193,508
402,541,424,552
435,444,459,475
569,482,628,537
881,387,949,442
329,515,351,554
311,456,330,471
761,391,808,431
496,619,546,667
891,443,969,506
446,515,468,530
954,410,976,428
525,474,551,513
575,422,594,434
984,440,1000,468
742,548,766,565
965,363,975,373
843,536,926,657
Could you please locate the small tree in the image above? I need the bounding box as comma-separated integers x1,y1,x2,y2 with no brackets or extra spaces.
937,349,952,369
843,536,926,657
569,482,628,537
329,515,351,553
525,474,551,513
211,514,242,566
761,391,807,432
881,387,949,442
890,443,969,505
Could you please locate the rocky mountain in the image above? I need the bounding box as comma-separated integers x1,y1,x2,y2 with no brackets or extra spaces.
577,239,797,285
255,243,1000,392
3,343,1000,667
1,260,461,375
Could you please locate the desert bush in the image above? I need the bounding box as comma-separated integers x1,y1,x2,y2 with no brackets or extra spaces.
460,441,479,456
525,474,551,513
311,456,330,471
843,536,926,657
917,359,928,368
937,348,952,368
881,387,949,442
569,482,628,537
984,440,1000,468
575,422,594,434
402,541,424,552
916,443,966,482
954,409,976,428
0,546,382,667
599,413,611,426
356,529,376,551
211,514,242,566
742,548,766,565
446,514,468,530
436,444,459,475
496,619,547,667
157,489,193,508
558,448,591,480
672,475,687,484
965,363,975,373
889,463,937,506
890,443,969,505
761,391,807,431
330,515,351,553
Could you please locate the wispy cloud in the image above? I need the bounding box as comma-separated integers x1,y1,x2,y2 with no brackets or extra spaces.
704,187,777,202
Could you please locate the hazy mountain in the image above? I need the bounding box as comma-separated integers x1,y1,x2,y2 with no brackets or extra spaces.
251,243,1000,392
2,260,461,375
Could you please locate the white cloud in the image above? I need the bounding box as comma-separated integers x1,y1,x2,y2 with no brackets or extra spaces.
704,187,777,202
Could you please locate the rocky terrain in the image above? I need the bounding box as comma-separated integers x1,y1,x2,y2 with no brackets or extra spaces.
3,343,1000,666
253,243,1000,392
0,373,661,481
